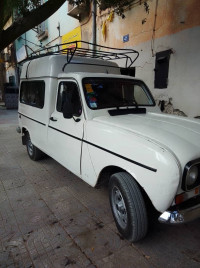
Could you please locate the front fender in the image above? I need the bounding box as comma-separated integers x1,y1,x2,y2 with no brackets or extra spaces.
85,121,181,212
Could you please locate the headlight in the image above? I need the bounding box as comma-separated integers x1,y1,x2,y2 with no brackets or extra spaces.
182,159,200,191
186,166,198,186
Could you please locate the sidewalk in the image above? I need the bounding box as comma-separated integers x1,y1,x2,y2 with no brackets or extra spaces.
0,102,6,109
0,110,200,268
0,109,18,126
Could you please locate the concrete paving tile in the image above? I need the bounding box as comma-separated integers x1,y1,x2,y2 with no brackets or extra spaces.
39,157,63,170
0,251,9,268
47,198,86,221
68,183,114,224
14,206,56,235
27,170,53,183
22,164,47,176
25,223,71,249
47,242,92,268
0,154,21,170
74,226,128,263
95,245,153,268
32,176,68,194
83,202,114,225
7,263,16,268
60,209,100,239
0,144,8,153
6,183,40,202
0,223,19,244
2,175,28,191
20,156,47,172
67,177,96,199
0,168,26,181
4,144,23,154
135,220,200,268
11,151,28,163
0,200,15,220
0,188,7,203
47,164,73,178
0,180,5,192
40,186,72,204
11,196,46,212
24,224,92,268
106,222,120,234
1,235,32,268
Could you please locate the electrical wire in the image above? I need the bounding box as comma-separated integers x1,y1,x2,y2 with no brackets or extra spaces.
20,37,43,48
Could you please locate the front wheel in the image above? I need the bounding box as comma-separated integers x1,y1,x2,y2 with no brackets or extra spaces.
109,172,148,242
26,134,44,161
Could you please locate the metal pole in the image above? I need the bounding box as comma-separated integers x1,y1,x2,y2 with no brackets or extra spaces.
92,0,96,56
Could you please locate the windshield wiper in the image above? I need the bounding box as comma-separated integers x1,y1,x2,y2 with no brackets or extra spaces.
123,98,139,108
108,104,146,116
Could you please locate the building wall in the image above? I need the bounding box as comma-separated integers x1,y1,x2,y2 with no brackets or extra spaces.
16,2,79,55
3,18,16,85
90,0,200,117
14,0,200,117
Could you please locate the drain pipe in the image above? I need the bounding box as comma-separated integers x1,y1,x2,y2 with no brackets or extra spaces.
92,0,97,55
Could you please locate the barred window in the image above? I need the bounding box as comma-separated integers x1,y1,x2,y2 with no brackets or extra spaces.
154,50,172,89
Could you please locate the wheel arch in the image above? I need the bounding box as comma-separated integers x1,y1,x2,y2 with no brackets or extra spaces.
95,165,157,213
21,127,30,145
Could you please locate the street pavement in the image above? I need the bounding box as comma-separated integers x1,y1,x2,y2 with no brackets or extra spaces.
0,109,200,268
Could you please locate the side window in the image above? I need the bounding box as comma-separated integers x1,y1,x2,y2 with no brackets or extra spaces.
56,82,82,117
20,81,45,108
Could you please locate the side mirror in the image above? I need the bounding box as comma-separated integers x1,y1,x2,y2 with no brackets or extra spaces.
62,89,82,120
62,98,73,119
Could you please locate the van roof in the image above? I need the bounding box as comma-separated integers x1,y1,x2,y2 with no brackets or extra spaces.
20,55,120,79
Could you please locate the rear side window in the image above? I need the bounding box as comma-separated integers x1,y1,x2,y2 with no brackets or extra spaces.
20,81,45,109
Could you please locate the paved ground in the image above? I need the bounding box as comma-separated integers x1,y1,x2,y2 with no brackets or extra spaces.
0,109,200,268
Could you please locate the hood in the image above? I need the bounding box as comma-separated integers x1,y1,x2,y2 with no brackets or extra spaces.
93,112,200,168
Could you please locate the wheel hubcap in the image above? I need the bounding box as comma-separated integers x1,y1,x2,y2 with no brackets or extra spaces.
27,139,33,156
111,186,127,229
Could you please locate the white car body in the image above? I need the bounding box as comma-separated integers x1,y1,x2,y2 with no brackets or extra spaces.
18,55,200,230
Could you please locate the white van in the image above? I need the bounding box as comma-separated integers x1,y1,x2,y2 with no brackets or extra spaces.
17,43,200,242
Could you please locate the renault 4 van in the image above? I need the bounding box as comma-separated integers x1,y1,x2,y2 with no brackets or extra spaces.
17,42,200,242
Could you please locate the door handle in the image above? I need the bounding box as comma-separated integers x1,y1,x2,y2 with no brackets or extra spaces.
50,117,58,122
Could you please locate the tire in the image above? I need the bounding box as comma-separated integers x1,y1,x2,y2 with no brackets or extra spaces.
26,133,44,161
109,172,148,242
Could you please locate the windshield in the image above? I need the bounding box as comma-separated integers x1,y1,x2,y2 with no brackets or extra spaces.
82,78,155,110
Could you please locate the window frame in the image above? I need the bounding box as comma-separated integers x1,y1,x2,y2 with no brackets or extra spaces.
56,80,83,117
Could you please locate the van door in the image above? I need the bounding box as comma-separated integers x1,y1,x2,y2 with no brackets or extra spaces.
47,80,84,177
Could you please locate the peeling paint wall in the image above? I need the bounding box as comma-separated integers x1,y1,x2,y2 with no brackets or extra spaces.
82,0,200,118
13,0,200,117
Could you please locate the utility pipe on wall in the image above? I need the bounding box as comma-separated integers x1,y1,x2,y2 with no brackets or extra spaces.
92,0,97,54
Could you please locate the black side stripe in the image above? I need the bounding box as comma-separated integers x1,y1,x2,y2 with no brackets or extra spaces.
18,113,46,126
48,126,82,141
49,125,157,173
84,140,157,172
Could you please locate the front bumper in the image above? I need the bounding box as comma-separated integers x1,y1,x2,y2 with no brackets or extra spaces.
158,196,200,224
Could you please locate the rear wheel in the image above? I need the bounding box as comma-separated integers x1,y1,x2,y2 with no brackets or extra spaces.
109,172,148,242
26,133,44,161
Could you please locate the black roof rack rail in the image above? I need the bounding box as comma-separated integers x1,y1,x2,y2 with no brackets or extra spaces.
26,41,139,69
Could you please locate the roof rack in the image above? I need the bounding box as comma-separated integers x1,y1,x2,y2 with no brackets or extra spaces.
26,41,139,69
